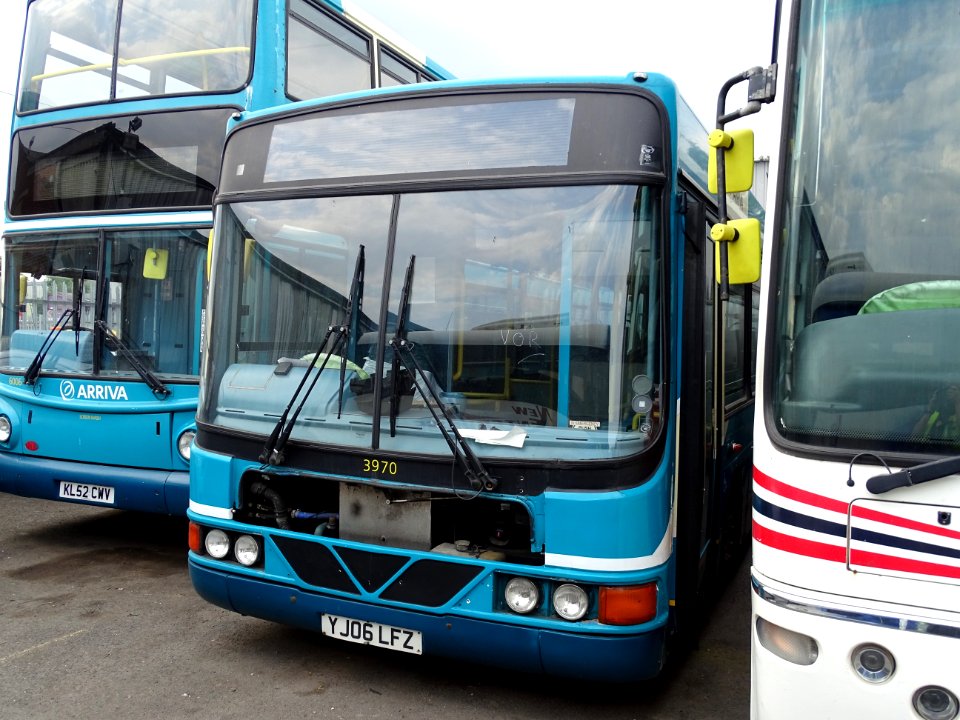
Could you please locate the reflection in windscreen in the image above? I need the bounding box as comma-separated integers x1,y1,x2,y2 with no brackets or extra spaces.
265,99,575,182
204,185,662,461
774,0,960,454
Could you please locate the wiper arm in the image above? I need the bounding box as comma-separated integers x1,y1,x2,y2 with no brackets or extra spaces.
23,309,75,385
389,255,415,438
338,246,365,419
71,266,99,356
260,246,365,466
393,339,499,492
23,266,96,385
388,255,497,493
867,455,960,494
94,320,171,398
74,268,84,355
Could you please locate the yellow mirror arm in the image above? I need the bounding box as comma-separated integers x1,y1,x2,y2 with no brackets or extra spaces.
710,223,739,243
708,129,735,150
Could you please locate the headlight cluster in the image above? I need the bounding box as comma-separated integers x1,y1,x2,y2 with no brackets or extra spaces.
504,577,540,615
0,415,12,443
502,576,657,625
757,619,958,719
189,523,262,568
852,643,895,683
553,583,590,621
849,643,958,719
914,686,959,720
177,429,196,462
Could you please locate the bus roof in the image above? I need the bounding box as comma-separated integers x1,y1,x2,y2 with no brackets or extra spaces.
231,72,679,126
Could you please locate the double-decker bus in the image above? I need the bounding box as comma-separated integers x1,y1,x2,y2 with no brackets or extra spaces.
745,0,960,717
0,0,449,515
187,73,763,680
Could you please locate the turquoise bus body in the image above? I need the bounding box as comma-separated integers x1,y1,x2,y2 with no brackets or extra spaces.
187,73,760,679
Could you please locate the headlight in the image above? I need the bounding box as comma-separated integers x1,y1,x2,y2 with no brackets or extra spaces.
204,529,230,559
504,577,539,614
0,415,11,443
914,686,959,720
177,429,196,462
851,644,895,683
553,583,589,621
233,534,261,567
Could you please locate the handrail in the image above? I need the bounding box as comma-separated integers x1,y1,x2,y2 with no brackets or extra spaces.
30,46,250,83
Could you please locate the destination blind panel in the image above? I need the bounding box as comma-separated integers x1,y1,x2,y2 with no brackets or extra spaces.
220,88,666,194
264,98,575,181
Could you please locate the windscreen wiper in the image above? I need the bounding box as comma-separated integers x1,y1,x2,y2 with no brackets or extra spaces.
23,308,76,385
73,267,87,356
23,267,95,385
867,455,960,494
388,256,415,438
388,255,497,492
260,246,365,466
339,246,365,419
94,320,171,398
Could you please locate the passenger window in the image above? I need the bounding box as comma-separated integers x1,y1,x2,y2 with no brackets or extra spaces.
379,49,418,87
724,285,748,403
287,0,373,100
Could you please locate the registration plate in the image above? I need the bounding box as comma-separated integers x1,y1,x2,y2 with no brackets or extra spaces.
58,481,115,505
321,613,422,655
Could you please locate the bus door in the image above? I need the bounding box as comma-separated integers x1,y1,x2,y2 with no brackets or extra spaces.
717,278,757,570
674,186,722,639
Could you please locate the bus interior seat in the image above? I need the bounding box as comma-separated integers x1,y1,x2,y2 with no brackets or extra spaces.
859,279,960,314
9,329,94,371
811,271,956,322
792,305,960,411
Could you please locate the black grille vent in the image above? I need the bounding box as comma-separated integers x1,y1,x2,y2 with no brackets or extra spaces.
380,559,483,607
272,536,359,594
336,547,409,592
273,537,483,608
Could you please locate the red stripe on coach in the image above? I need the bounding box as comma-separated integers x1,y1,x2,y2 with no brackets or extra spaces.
753,519,846,563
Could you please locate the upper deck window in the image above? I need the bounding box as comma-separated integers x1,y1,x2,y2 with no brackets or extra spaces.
286,0,441,101
379,48,430,88
8,107,232,216
18,0,254,112
287,0,374,101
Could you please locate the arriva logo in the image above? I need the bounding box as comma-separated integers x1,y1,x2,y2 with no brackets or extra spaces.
59,380,129,402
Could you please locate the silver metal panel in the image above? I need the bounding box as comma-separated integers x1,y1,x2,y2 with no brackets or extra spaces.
339,484,432,550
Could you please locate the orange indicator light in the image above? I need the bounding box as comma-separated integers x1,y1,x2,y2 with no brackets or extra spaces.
188,522,203,554
599,583,658,626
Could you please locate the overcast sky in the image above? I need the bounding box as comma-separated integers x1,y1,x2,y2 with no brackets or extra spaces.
346,0,781,154
0,0,780,209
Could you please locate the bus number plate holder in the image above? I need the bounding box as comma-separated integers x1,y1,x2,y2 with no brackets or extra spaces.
58,481,115,505
321,613,422,655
